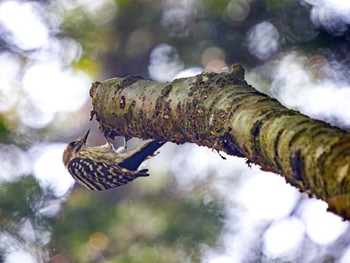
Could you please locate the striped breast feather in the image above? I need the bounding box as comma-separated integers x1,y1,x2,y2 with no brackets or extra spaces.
67,158,149,191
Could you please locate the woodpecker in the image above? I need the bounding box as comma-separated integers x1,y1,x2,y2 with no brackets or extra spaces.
62,130,166,191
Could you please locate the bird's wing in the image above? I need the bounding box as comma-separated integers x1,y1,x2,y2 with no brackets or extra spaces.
68,158,149,191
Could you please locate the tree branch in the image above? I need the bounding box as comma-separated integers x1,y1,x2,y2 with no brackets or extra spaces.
90,64,350,220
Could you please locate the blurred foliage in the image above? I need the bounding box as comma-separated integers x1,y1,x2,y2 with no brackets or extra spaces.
57,0,350,80
0,176,42,222
0,175,223,262
0,176,54,262
0,116,10,142
50,186,223,262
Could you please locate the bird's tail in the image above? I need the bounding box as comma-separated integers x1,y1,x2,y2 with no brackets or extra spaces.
118,140,166,171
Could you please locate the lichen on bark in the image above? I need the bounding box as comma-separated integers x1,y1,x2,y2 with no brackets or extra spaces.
90,64,350,220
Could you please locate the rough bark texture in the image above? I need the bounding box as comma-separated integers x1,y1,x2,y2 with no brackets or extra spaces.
89,64,350,220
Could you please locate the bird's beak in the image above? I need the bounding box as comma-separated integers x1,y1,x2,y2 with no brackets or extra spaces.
81,129,90,145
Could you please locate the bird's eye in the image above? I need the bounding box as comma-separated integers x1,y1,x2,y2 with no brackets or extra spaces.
68,141,77,147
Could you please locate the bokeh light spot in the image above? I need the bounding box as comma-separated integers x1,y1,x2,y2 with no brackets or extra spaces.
0,1,49,50
300,199,348,245
29,143,75,197
246,21,279,60
262,217,305,259
148,44,184,82
89,232,109,251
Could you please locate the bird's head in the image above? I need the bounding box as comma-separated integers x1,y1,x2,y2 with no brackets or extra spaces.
62,129,90,167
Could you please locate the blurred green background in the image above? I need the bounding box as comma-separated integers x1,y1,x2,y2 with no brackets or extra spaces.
1,0,350,262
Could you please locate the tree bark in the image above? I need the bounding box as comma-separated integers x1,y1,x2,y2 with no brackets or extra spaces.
89,64,350,220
